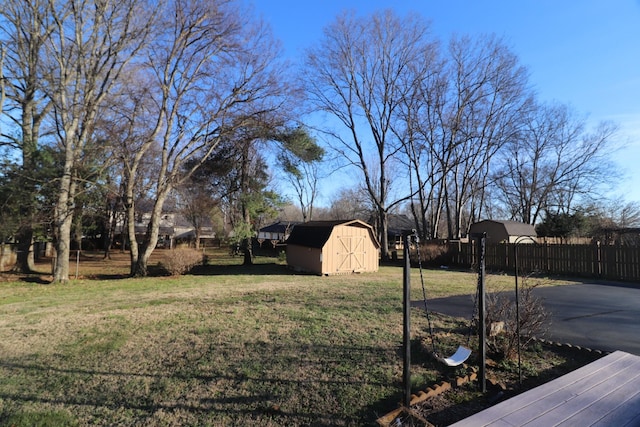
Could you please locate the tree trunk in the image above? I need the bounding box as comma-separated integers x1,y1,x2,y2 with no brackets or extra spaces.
103,210,115,260
243,237,253,266
127,204,138,276
53,211,73,283
194,228,201,250
132,242,151,277
74,226,83,252
378,208,389,260
52,161,76,283
13,227,35,273
130,190,168,277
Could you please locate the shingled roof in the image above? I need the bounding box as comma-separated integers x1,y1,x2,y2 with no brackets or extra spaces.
470,220,535,234
259,221,299,234
285,220,375,249
498,220,536,236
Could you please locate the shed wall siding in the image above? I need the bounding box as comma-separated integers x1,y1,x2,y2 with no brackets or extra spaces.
486,222,508,243
286,244,322,274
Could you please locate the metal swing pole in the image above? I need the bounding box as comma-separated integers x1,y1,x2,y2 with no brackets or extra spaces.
515,242,522,385
476,233,487,393
402,232,412,408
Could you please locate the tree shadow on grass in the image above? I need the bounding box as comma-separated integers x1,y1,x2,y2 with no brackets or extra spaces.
0,272,51,284
3,262,297,283
18,275,51,284
190,262,306,276
0,340,399,425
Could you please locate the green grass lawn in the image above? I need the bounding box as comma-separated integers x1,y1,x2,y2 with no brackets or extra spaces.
0,251,578,426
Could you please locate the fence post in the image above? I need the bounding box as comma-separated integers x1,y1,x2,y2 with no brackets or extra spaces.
596,241,602,277
506,243,511,271
544,243,550,273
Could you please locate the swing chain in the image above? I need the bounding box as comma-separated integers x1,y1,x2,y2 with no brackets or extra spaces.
415,230,477,360
467,277,480,347
414,230,440,357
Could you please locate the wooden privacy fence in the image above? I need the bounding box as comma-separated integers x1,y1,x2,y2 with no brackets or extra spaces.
425,242,640,283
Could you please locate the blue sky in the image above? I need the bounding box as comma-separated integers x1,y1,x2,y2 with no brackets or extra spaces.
248,0,640,204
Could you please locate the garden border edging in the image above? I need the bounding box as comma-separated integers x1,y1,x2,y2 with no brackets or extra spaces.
376,338,609,426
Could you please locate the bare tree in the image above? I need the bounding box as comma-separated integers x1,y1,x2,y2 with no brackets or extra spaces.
0,0,55,272
38,0,154,283
118,0,291,276
327,187,372,221
441,35,531,239
582,199,640,229
396,35,531,239
174,181,216,250
615,201,640,228
495,102,618,224
0,45,5,130
93,68,161,257
392,35,444,239
282,159,322,222
304,10,432,258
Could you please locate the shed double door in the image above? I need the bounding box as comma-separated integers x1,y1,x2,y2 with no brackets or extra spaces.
336,235,366,272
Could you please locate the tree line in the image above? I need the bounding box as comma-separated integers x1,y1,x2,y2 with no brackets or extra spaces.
302,10,632,258
0,0,325,281
0,2,635,280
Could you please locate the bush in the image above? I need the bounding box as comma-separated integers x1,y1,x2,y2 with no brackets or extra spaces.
416,241,449,265
159,248,204,276
485,277,550,360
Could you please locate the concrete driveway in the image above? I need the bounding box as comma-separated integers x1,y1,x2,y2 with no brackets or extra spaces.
418,281,640,356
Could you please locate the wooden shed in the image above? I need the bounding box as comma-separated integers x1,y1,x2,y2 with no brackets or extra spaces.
285,219,380,275
468,219,537,244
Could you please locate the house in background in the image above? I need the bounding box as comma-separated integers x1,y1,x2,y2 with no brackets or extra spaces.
114,212,216,249
468,219,537,244
257,221,299,248
387,214,416,251
285,219,380,275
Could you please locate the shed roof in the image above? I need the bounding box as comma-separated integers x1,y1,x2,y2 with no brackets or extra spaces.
285,219,377,249
471,219,537,236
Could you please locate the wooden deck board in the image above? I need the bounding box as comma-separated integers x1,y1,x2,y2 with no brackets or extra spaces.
528,371,638,425
509,357,640,426
589,386,640,427
557,366,640,426
450,351,640,427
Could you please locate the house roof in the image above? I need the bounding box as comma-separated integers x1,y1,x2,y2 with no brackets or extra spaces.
471,219,537,236
285,219,377,249
387,214,415,235
259,221,300,234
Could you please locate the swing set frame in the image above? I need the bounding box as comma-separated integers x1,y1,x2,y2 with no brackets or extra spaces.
402,231,489,407
415,231,475,367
